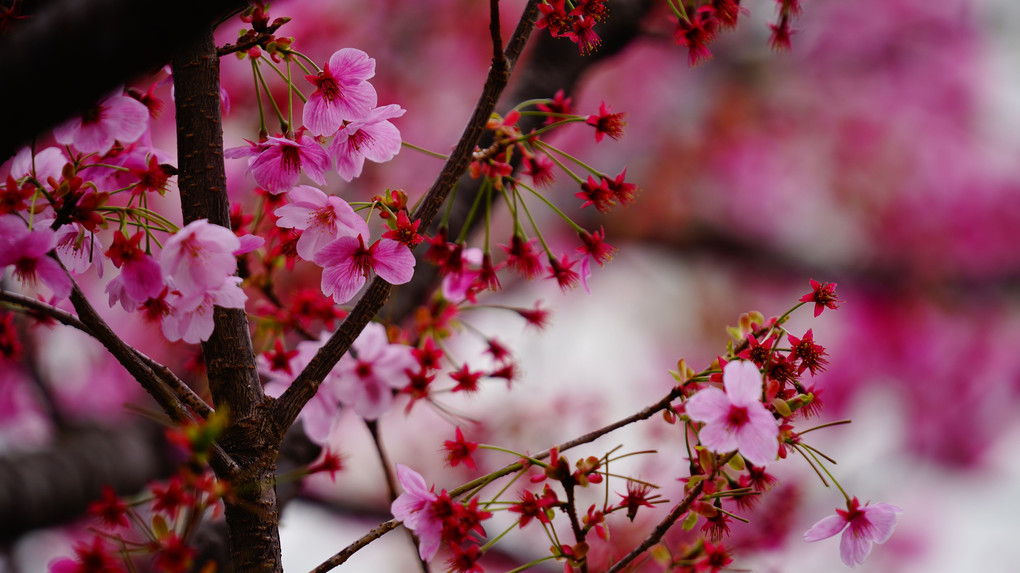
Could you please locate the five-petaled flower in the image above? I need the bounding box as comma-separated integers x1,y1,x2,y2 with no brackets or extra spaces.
274,185,368,261
443,426,479,470
800,279,842,317
303,48,378,136
314,234,415,304
804,497,903,568
585,101,626,143
685,360,779,467
328,104,405,182
248,134,330,193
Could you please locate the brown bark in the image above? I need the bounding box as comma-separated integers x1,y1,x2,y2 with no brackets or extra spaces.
172,28,282,573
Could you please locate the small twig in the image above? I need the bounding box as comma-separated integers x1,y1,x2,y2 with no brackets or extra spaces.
308,519,401,573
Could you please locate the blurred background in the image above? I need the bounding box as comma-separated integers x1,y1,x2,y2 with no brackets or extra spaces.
4,0,1020,571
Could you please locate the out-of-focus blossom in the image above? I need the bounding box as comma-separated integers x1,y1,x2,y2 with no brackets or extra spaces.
53,92,149,156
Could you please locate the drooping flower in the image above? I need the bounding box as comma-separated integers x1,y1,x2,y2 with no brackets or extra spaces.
55,223,105,278
585,101,626,143
53,92,149,155
315,234,415,304
576,175,616,213
302,48,378,136
804,497,903,568
443,426,479,470
333,322,416,419
799,279,842,317
249,134,329,193
685,360,779,467
327,104,405,182
536,89,573,126
0,215,71,299
391,464,442,561
161,277,247,344
49,536,124,573
274,185,369,261
674,7,719,67
547,253,581,292
159,219,239,298
104,231,162,303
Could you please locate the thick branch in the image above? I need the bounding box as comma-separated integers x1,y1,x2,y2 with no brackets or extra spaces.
271,0,544,432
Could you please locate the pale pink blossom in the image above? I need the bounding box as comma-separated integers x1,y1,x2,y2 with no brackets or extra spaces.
314,235,415,304
7,146,68,186
159,219,239,298
805,497,903,568
249,134,329,193
441,247,482,302
333,322,415,419
685,360,779,467
302,48,378,136
0,215,71,299
162,277,247,344
327,104,405,182
53,92,149,156
391,464,443,561
274,186,369,261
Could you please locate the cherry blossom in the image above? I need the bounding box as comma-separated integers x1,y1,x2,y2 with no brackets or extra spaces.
685,360,779,467
327,104,405,182
248,134,329,193
0,215,71,299
333,322,416,419
104,231,162,304
804,497,903,568
314,234,415,304
302,48,378,136
161,277,247,344
53,92,149,156
55,223,104,278
274,186,369,260
159,219,239,298
391,464,442,561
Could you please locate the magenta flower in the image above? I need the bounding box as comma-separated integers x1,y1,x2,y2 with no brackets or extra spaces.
159,219,239,298
53,92,149,155
333,322,416,419
0,215,71,299
302,48,378,136
805,497,903,568
249,134,330,193
273,185,369,261
162,277,247,344
327,104,405,182
314,234,415,304
391,464,442,561
685,360,779,467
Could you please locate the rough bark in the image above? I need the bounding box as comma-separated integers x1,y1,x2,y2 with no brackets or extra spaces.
172,28,283,573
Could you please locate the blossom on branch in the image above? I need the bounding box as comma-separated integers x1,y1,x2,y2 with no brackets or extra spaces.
274,185,368,261
685,360,779,467
327,104,406,182
314,234,415,304
302,48,378,136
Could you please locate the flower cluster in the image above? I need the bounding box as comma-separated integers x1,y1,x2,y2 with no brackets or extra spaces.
391,465,493,568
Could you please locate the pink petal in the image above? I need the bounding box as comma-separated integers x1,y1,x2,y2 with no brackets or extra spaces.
302,92,345,136
685,387,731,425
723,360,764,406
327,48,376,83
804,514,848,542
840,526,872,568
320,258,366,304
250,145,299,192
35,257,72,299
735,405,779,467
697,419,740,454
234,234,265,255
865,503,903,544
371,239,415,285
102,95,149,144
122,256,164,301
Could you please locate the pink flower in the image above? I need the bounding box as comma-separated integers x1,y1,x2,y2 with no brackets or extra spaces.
327,104,405,182
104,231,162,304
54,223,104,278
391,464,443,561
302,48,378,136
685,360,779,467
0,215,71,299
260,333,342,444
249,134,329,193
160,220,239,298
53,92,149,156
162,277,247,344
333,322,416,419
314,234,415,304
804,497,903,568
273,185,369,261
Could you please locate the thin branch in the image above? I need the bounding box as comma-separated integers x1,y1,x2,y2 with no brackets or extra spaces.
309,519,401,573
271,0,544,432
0,288,214,419
605,480,706,573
